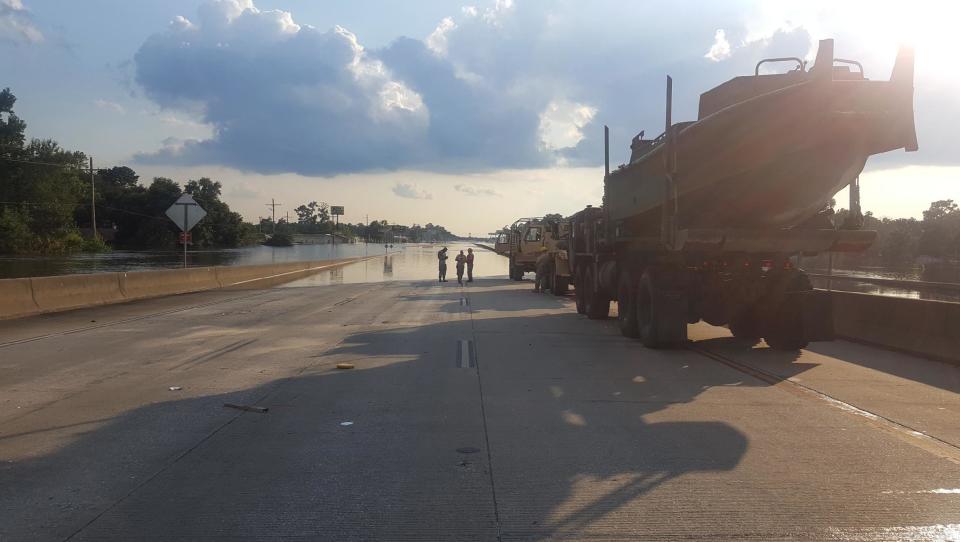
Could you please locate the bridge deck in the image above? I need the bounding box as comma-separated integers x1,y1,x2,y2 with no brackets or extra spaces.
1,254,958,540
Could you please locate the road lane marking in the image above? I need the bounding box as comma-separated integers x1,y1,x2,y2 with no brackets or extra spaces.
457,339,475,368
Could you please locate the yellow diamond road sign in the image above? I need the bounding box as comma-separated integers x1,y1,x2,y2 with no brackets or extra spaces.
165,194,207,232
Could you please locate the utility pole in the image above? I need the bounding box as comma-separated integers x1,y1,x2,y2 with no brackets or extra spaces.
265,199,281,234
89,157,97,241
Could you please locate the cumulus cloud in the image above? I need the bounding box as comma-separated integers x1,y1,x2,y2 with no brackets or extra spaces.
392,182,432,199
0,0,43,44
704,29,731,62
134,0,428,175
426,16,456,56
454,184,500,197
133,0,949,175
538,99,597,152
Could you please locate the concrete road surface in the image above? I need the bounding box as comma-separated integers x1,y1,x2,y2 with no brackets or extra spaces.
1,246,959,541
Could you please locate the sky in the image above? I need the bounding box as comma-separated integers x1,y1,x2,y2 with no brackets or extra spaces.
1,0,957,236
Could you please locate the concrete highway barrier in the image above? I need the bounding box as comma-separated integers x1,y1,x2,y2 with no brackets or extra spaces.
120,267,221,300
0,278,39,320
0,258,364,320
830,290,960,363
30,273,125,314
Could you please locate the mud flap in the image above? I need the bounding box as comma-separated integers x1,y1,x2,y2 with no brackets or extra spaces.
796,289,834,342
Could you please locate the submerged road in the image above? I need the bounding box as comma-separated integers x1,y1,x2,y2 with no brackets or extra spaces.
1,245,959,541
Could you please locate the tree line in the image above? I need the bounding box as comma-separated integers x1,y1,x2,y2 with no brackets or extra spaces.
1,87,461,254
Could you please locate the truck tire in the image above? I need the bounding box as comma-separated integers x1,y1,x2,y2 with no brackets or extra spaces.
584,266,610,319
730,310,761,341
552,276,569,296
574,266,587,314
510,262,524,281
617,272,640,338
763,273,811,351
637,269,687,348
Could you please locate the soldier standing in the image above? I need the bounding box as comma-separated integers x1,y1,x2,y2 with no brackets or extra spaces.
438,247,448,282
455,250,467,285
534,247,553,293
466,248,475,282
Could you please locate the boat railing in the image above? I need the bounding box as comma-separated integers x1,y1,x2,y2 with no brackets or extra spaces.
755,57,805,75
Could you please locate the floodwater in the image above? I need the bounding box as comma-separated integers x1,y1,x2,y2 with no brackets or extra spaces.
281,244,509,287
0,243,402,279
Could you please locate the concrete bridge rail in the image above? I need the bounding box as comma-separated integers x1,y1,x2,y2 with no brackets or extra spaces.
0,258,363,321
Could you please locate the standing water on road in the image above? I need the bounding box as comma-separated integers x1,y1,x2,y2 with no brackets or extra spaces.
0,243,401,279
281,243,509,286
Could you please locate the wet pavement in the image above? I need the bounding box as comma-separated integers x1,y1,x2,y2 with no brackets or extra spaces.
0,242,403,279
280,243,508,286
1,264,958,540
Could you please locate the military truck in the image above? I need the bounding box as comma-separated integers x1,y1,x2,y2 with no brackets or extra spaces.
568,39,917,350
494,217,572,294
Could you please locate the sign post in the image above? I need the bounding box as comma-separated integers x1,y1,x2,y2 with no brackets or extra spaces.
165,194,207,268
331,205,344,248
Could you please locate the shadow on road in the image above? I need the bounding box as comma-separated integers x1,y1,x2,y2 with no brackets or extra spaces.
0,313,780,541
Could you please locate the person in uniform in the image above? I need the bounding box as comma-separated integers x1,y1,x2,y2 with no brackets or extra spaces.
466,248,475,282
438,247,448,282
455,250,467,285
534,247,553,293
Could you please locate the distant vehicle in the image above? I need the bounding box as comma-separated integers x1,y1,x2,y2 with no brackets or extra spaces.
494,217,572,294
568,39,917,350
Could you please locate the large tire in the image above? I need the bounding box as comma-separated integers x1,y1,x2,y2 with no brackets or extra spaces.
584,266,610,319
763,273,811,351
637,269,687,348
510,260,524,281
574,266,587,314
552,275,569,296
617,272,639,338
729,309,762,341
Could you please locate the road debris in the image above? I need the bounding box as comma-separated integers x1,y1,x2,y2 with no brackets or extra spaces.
223,403,268,413
339,421,354,426
336,363,355,370
168,386,182,391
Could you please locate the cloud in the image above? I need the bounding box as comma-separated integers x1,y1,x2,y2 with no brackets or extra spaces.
133,0,955,175
426,16,456,56
704,29,731,62
392,182,432,199
538,99,597,152
94,99,126,114
0,0,43,44
454,183,500,197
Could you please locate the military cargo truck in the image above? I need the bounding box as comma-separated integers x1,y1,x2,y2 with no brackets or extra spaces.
494,217,572,294
568,39,917,350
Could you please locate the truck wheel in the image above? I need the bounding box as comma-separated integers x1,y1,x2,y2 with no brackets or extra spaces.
585,266,610,319
617,272,640,338
730,311,762,341
574,267,587,314
510,265,523,281
637,270,687,348
552,276,569,296
764,273,811,351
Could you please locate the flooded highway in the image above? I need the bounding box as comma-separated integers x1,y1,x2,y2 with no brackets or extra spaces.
1,260,958,540
281,243,508,286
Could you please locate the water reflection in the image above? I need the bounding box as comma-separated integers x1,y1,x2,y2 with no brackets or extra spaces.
280,243,508,287
0,243,400,279
809,277,960,303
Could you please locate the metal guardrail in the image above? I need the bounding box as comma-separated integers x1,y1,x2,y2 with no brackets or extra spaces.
807,273,960,292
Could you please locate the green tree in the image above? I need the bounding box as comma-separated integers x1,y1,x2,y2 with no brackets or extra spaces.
184,178,244,248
